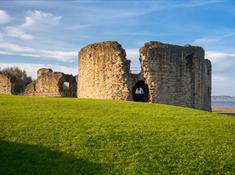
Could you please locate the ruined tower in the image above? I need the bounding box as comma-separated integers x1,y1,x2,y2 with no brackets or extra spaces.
77,41,131,100
140,42,211,111
77,41,211,111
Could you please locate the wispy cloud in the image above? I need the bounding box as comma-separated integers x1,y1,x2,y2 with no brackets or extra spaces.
0,10,11,25
1,10,62,40
120,32,167,37
206,51,235,63
0,42,76,62
63,24,92,31
206,50,235,95
138,0,224,17
126,49,139,60
193,32,235,45
3,26,33,40
162,0,223,9
21,10,62,30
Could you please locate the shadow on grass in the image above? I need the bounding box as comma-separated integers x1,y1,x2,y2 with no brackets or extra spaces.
0,140,106,175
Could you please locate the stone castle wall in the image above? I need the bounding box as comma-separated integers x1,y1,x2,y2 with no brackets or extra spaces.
24,68,77,97
77,41,132,100
0,74,12,95
78,41,211,111
139,42,211,111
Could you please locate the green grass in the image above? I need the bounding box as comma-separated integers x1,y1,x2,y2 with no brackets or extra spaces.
0,95,235,175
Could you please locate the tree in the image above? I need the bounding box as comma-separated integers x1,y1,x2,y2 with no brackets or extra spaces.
0,67,32,94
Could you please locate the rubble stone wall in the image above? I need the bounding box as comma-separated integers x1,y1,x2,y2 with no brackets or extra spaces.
0,74,12,95
24,68,77,97
77,41,132,100
139,42,211,111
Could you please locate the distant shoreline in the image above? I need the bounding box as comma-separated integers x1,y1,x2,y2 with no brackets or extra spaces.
212,106,235,116
212,96,235,103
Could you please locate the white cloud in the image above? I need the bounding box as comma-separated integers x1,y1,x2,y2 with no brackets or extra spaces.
141,0,223,17
193,37,218,44
126,48,140,70
206,51,235,67
206,51,235,60
3,26,33,40
165,0,223,9
206,51,235,96
0,62,76,79
212,73,235,96
63,24,92,30
21,10,62,30
0,10,11,25
126,49,139,60
2,10,62,40
213,74,227,81
0,42,76,62
193,33,235,45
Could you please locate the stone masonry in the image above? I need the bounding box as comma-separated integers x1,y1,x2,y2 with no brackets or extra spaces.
24,68,77,97
78,41,211,111
78,41,131,100
0,74,12,95
140,42,211,110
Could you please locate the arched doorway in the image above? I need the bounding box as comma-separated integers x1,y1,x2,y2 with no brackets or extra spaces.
132,80,149,102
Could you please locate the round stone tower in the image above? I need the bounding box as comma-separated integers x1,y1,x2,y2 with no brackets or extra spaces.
77,41,132,100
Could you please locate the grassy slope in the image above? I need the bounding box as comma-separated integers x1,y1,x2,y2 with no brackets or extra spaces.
0,95,235,175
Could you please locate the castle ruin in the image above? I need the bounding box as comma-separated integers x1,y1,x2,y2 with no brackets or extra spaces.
78,41,211,111
23,68,77,97
0,40,211,111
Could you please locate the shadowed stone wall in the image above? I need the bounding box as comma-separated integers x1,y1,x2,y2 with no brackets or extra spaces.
139,42,211,111
24,68,77,97
78,41,211,111
0,74,12,95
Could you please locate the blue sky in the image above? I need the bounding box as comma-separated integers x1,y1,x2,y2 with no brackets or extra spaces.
0,0,235,96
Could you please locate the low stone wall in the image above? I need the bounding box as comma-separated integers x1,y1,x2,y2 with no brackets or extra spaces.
23,68,77,97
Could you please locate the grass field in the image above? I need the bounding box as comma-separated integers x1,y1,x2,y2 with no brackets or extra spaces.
0,95,235,175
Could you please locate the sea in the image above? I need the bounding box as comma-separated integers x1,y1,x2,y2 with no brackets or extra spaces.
212,101,235,107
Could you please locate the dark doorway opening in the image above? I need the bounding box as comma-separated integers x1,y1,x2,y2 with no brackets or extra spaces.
132,80,149,102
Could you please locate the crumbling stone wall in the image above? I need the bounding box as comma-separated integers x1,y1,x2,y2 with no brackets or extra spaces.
77,41,211,111
24,68,77,97
140,42,211,111
0,74,12,94
77,41,132,100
